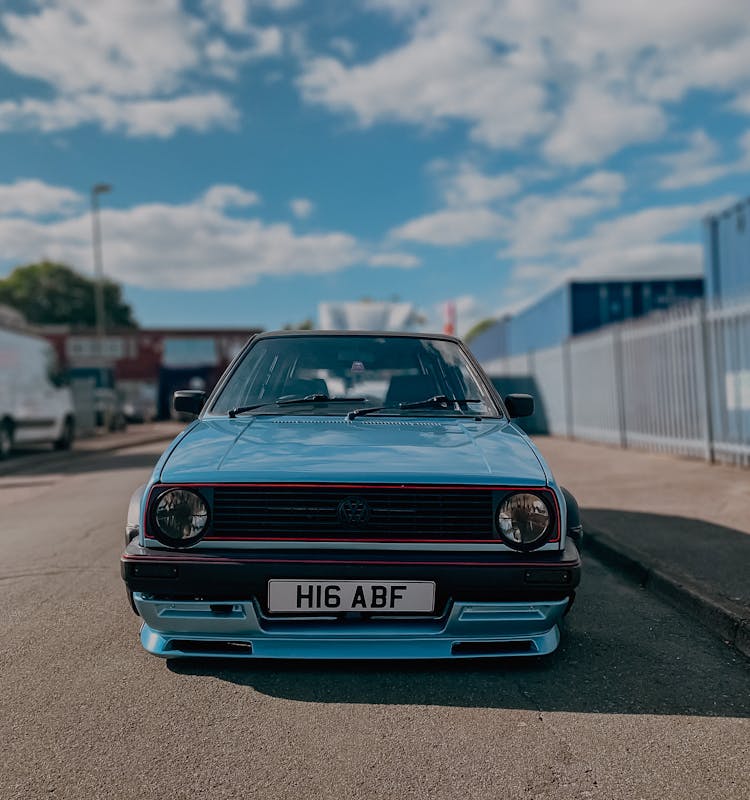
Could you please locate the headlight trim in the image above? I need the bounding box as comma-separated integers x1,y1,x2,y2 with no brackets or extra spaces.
151,487,210,548
495,490,554,551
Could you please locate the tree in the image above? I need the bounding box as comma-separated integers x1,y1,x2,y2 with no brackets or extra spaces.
283,318,315,330
464,317,497,343
0,261,137,328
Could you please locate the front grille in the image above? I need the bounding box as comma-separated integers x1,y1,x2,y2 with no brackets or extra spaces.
209,485,495,541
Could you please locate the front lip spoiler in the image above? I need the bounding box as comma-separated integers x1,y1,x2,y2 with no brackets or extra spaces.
135,596,568,659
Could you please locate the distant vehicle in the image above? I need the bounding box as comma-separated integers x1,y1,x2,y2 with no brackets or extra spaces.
122,330,583,661
0,327,76,458
120,382,157,425
68,367,127,431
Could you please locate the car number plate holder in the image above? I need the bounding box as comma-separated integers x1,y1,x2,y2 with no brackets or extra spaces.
267,580,436,613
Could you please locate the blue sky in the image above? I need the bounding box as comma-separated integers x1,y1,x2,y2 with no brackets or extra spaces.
1,0,750,333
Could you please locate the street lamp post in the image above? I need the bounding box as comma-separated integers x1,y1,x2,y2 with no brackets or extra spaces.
90,182,112,427
90,183,112,339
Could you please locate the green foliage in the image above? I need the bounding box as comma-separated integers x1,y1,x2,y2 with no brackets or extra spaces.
0,261,137,328
283,318,315,330
464,317,497,343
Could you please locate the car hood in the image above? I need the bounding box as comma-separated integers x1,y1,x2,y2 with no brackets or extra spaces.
158,416,548,486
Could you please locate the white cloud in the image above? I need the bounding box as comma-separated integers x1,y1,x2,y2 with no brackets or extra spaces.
290,197,315,219
434,161,521,207
367,252,420,269
511,263,557,282
390,167,625,254
329,37,356,59
0,92,239,138
535,197,733,286
543,84,666,166
202,185,261,209
658,131,728,190
566,198,732,258
391,208,506,246
500,170,627,259
298,29,551,149
499,196,733,316
202,0,283,59
572,242,704,280
0,180,82,217
0,0,201,97
0,185,363,290
299,0,750,164
259,0,300,9
0,0,283,137
657,130,750,190
732,92,750,115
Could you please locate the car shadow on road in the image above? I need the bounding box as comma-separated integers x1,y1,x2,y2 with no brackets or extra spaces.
581,507,750,613
167,559,750,717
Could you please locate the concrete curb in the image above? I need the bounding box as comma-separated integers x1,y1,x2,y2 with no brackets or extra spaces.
584,528,750,659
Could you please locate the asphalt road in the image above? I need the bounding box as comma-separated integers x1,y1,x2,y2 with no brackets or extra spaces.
1,443,748,800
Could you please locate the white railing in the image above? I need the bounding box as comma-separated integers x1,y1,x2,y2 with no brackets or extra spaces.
482,299,750,467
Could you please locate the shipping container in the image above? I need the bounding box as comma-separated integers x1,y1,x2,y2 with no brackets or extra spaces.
704,197,750,303
470,278,704,362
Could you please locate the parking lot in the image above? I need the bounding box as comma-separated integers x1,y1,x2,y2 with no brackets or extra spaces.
1,438,748,800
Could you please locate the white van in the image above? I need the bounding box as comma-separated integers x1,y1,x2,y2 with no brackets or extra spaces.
0,327,76,458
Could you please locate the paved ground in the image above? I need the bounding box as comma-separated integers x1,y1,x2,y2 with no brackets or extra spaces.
1,440,749,799
535,437,750,623
534,436,750,536
0,421,184,479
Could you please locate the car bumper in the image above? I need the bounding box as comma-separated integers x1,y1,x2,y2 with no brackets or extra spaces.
123,541,580,659
135,595,567,659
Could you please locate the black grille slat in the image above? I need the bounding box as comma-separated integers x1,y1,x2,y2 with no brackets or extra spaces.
208,485,494,540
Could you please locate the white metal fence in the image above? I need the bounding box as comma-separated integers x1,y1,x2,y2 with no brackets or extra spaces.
482,300,750,467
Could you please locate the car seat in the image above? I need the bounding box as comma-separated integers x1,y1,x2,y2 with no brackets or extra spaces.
384,374,440,407
280,377,329,398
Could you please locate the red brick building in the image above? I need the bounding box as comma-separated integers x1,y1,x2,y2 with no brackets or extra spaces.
40,327,262,419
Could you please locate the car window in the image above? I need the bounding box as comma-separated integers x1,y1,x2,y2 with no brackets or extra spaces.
208,335,498,417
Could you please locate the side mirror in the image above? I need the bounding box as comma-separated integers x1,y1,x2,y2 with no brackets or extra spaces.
504,393,534,419
173,390,206,416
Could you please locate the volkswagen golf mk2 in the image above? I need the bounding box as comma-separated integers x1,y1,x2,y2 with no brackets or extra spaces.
121,331,582,659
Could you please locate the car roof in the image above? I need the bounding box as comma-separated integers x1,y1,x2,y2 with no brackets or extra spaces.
252,329,463,344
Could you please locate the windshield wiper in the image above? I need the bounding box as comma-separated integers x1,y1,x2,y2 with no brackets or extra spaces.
229,395,366,417
346,396,481,421
276,394,366,406
227,402,277,418
346,405,395,420
398,395,480,410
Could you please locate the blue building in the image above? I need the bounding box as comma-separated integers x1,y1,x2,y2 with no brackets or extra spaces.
469,277,704,361
704,197,750,303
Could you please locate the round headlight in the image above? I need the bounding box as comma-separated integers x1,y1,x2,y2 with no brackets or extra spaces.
153,489,209,546
497,493,550,549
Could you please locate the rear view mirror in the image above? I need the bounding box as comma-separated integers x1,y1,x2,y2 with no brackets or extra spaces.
173,390,206,416
504,393,534,419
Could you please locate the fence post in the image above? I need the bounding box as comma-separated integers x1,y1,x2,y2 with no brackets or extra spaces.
562,339,574,438
612,326,628,448
697,302,716,463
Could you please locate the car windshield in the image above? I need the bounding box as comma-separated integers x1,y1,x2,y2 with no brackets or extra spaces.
208,334,498,417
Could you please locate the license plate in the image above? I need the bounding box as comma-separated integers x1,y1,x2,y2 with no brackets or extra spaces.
267,580,436,613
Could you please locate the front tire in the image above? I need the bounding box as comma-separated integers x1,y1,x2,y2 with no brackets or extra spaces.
53,417,74,451
0,420,13,460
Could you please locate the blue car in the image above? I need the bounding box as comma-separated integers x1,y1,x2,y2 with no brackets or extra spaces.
121,331,582,659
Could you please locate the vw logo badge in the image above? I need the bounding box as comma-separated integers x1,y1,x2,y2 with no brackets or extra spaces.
337,496,371,526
